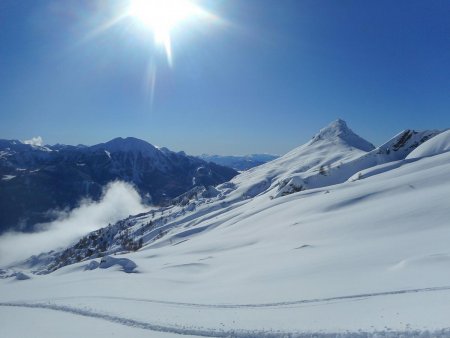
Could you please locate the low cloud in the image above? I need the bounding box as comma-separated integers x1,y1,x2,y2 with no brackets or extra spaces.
0,181,148,267
23,136,44,147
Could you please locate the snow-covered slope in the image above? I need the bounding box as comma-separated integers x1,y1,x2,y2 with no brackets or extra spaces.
219,119,375,200
2,120,450,337
216,120,437,200
406,129,450,159
345,129,441,182
270,124,438,198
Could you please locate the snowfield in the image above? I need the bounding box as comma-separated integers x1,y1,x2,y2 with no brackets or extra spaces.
406,129,450,159
2,120,450,337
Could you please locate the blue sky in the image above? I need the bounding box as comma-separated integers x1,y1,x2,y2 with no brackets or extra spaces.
0,0,449,155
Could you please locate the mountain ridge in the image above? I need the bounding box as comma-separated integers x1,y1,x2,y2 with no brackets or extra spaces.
0,137,237,233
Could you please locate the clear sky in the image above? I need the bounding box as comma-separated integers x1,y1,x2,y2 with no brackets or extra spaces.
1,0,449,155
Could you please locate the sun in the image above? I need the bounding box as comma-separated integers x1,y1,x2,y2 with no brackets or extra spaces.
128,0,201,64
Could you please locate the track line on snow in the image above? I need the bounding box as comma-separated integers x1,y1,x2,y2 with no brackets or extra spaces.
0,301,358,338
2,301,450,338
0,301,238,337
20,285,450,309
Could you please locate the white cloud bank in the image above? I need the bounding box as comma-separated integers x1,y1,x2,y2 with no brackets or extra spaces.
23,136,44,147
0,181,148,266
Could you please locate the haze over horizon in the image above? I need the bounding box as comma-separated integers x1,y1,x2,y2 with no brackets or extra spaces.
1,0,449,155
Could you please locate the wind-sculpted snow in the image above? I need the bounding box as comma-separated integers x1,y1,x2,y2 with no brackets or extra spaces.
97,256,137,273
406,129,450,159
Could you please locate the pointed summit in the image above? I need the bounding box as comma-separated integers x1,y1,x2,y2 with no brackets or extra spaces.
312,119,375,152
313,119,352,140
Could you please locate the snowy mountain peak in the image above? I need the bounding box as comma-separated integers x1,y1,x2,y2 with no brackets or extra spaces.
311,119,375,152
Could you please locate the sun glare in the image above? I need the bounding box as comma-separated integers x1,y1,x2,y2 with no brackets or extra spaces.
128,0,201,65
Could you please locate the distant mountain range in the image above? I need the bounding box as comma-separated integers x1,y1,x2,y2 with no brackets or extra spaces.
0,137,237,233
198,154,279,171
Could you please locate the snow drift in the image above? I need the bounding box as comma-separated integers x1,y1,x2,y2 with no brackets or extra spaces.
406,129,450,159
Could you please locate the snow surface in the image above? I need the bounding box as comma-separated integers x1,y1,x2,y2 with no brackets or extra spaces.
406,129,450,159
2,121,450,337
0,306,193,338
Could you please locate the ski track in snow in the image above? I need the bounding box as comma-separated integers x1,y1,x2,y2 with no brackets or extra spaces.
1,301,450,338
2,286,450,337
21,284,450,309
